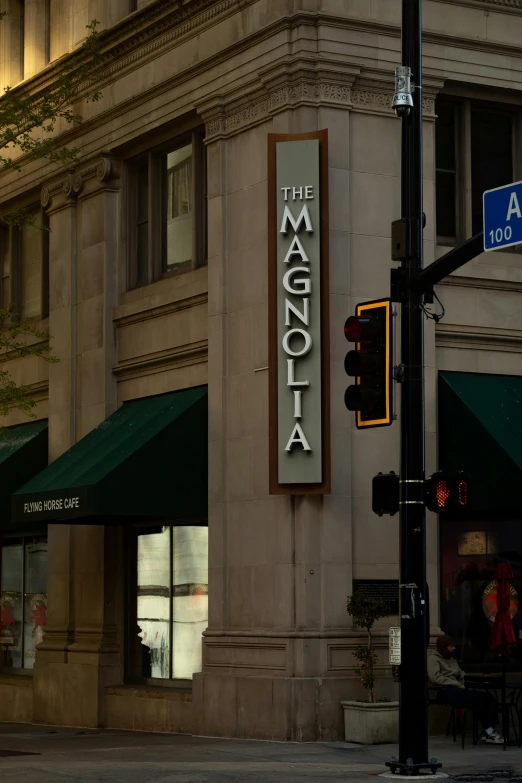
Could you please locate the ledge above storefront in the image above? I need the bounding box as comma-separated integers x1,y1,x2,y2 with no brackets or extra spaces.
0,420,48,533
11,387,208,525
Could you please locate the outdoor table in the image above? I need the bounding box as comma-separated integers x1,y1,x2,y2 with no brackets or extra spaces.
465,673,522,747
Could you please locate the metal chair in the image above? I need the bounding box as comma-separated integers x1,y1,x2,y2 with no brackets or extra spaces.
427,683,478,748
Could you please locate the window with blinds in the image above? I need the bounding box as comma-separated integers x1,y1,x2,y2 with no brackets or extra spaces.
0,226,10,311
0,209,48,320
128,130,206,289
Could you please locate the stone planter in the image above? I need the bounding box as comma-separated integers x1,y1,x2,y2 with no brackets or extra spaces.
341,700,399,744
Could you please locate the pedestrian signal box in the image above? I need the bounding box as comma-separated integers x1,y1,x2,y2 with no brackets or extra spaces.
344,299,393,429
425,471,471,514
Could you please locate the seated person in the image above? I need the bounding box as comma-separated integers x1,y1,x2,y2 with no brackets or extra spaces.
428,634,504,745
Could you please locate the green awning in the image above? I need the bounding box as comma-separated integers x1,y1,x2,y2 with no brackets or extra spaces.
12,387,207,524
439,372,522,512
0,420,48,531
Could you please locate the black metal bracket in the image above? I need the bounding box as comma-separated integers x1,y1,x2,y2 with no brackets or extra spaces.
409,232,484,295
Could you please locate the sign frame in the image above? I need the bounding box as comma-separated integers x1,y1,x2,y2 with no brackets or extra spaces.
353,298,393,430
483,179,522,252
268,130,330,495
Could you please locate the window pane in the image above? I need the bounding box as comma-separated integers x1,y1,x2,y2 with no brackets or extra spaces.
435,102,457,238
471,110,513,236
436,103,456,172
136,162,149,286
136,223,148,287
163,143,193,273
436,171,457,238
0,226,10,310
172,526,208,679
20,216,43,319
0,543,23,668
137,162,148,223
136,527,170,679
23,539,47,670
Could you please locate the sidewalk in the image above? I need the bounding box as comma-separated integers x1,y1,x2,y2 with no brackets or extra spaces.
0,723,520,782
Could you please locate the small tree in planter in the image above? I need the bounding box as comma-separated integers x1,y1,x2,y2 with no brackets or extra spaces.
341,592,398,744
347,592,390,703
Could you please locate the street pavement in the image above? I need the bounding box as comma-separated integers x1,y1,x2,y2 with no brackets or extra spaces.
0,723,520,782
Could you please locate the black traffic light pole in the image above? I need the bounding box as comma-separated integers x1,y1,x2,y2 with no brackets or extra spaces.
386,0,438,775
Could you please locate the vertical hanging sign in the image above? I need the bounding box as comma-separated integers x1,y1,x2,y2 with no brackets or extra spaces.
268,131,330,494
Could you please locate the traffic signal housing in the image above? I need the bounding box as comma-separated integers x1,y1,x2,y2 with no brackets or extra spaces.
344,299,393,429
372,472,400,516
425,470,471,514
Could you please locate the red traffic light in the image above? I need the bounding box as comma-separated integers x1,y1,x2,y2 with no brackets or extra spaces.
344,315,379,343
344,316,362,342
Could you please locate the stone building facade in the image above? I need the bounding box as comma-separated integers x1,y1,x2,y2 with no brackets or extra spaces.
0,0,522,741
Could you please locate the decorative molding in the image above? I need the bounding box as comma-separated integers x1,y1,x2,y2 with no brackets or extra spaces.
328,642,393,674
113,292,208,328
204,85,436,141
40,174,75,211
41,156,120,209
436,323,522,353
439,273,522,293
442,0,522,12
112,340,208,381
351,89,435,117
73,156,120,197
83,0,254,92
204,642,287,671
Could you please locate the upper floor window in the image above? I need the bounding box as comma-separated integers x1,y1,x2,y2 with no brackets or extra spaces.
436,98,516,244
0,209,49,320
127,130,207,290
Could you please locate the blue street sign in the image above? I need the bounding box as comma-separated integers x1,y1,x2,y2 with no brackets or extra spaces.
483,180,522,252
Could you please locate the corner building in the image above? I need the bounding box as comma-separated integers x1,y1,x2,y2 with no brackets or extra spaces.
1,0,522,741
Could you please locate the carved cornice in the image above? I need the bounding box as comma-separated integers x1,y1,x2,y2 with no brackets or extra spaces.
81,0,255,94
200,65,439,142
41,155,120,211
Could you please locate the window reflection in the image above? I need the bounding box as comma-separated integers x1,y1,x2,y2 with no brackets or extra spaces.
137,527,170,679
441,519,522,664
163,144,193,273
172,526,208,679
0,537,47,669
0,543,23,668
135,525,208,681
23,540,48,670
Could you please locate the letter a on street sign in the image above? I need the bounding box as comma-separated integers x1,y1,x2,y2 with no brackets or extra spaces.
483,180,522,251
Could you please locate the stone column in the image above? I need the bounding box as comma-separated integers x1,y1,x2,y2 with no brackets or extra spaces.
0,0,23,91
34,159,122,728
33,174,78,724
196,65,366,742
65,157,121,728
24,0,49,79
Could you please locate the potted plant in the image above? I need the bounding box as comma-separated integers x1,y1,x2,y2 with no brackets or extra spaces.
341,593,399,744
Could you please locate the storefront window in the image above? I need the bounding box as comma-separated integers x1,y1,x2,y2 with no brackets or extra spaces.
129,525,208,682
441,518,522,664
0,537,48,669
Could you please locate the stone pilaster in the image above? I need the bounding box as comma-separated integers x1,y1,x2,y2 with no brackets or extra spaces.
34,158,123,727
